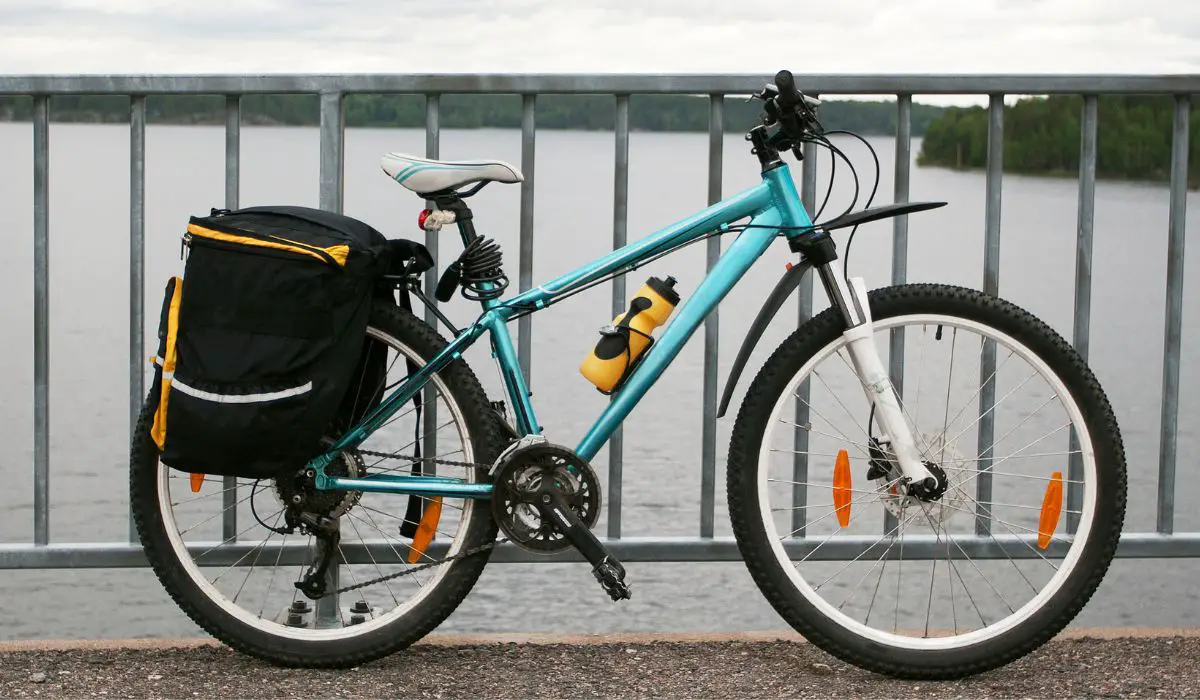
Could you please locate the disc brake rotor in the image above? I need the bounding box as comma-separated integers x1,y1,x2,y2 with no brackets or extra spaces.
876,432,967,527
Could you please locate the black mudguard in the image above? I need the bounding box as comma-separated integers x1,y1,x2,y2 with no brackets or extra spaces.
716,200,946,418
717,259,813,418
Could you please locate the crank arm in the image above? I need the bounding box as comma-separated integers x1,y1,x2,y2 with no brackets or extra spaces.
535,493,631,601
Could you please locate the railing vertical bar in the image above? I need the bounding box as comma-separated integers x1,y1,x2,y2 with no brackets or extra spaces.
885,94,912,535
793,102,819,539
316,90,345,627
1068,94,1097,534
975,94,1004,537
424,95,441,474
608,95,629,539
221,95,241,543
33,95,50,547
517,95,536,386
129,95,147,543
1157,95,1190,535
700,94,724,538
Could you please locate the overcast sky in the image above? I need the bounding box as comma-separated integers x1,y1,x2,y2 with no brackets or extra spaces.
2,1,1196,104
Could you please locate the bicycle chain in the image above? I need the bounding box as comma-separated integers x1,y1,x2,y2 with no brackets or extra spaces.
323,448,499,597
329,536,509,597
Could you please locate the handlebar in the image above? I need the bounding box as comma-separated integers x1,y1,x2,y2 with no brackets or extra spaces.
750,69,823,160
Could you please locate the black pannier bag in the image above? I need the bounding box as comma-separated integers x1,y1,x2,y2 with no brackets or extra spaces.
149,205,399,479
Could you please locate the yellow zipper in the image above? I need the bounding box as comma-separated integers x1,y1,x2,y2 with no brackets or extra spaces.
186,224,349,267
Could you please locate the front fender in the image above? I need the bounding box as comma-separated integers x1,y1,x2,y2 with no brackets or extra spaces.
717,259,813,418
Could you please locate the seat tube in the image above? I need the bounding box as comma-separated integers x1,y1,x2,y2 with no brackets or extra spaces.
484,311,540,435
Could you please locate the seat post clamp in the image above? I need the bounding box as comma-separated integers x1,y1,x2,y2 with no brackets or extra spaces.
422,210,457,232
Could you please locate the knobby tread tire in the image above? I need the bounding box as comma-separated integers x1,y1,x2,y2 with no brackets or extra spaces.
726,283,1127,679
131,301,507,668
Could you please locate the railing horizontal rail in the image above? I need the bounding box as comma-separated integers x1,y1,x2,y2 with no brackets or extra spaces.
3,74,1200,95
4,534,1200,570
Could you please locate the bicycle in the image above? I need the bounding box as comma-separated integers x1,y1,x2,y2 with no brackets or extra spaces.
131,70,1126,679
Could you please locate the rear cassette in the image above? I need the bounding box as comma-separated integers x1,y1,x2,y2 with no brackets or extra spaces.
491,443,601,552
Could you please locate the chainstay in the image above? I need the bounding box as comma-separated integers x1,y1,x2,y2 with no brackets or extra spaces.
325,449,498,595
329,536,509,596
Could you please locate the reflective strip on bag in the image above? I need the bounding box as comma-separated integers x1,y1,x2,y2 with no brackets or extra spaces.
171,379,313,404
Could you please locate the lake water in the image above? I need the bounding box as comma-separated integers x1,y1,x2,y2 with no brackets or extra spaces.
1,122,1199,640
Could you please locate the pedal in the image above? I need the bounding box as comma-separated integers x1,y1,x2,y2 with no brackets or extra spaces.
593,557,632,601
535,492,633,602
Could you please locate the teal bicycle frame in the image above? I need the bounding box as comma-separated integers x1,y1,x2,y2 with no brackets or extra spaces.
312,164,814,498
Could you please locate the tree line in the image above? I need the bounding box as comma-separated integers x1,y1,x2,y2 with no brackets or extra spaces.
919,95,1199,186
0,93,943,135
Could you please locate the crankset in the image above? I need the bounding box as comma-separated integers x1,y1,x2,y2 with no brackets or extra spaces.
492,441,631,601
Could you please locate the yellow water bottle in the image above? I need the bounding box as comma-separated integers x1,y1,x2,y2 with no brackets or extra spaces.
579,276,680,394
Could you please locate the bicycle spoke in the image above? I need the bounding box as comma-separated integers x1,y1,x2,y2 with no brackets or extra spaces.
768,478,894,498
359,503,461,540
232,510,284,604
205,509,284,571
845,510,923,618
257,530,290,618
344,514,401,605
938,345,1019,449
347,510,427,588
178,490,256,537
944,370,1048,448
366,418,456,470
777,420,873,460
816,510,916,592
939,327,958,464
811,367,874,445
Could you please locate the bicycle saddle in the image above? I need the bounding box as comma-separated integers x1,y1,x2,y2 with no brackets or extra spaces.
381,153,524,194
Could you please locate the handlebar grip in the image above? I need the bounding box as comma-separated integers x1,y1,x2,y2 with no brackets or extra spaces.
774,70,801,108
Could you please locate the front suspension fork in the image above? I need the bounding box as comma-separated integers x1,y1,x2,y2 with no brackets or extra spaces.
814,262,933,488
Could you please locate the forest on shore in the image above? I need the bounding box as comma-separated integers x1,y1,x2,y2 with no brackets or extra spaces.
919,95,1199,187
0,93,944,135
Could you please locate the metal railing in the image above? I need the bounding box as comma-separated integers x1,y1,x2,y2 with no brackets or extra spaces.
1,73,1198,572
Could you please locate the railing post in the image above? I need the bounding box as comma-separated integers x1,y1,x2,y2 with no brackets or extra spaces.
424,95,441,473
609,94,629,539
222,95,241,543
1068,94,1098,534
316,90,345,627
885,94,912,535
700,95,724,538
517,95,537,387
1157,94,1190,535
129,95,147,543
975,94,1004,537
33,95,50,547
793,97,819,538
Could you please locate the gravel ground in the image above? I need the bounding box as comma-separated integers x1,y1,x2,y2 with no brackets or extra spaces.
0,635,1195,698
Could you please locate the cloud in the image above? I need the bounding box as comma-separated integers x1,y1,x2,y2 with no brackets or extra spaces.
0,0,1196,98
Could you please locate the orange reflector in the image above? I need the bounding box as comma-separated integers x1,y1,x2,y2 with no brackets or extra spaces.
1037,471,1064,549
833,449,852,528
407,497,443,564
189,473,204,493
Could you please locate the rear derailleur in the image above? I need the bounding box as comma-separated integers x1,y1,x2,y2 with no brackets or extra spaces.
491,439,632,602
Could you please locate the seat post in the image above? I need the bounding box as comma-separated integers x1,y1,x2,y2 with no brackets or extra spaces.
433,195,478,247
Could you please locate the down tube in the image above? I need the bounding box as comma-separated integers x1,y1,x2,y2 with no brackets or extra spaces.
575,207,784,461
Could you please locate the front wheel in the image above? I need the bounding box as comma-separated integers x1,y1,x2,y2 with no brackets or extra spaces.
727,283,1126,679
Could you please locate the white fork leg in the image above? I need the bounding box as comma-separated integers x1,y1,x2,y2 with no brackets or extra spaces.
832,274,932,487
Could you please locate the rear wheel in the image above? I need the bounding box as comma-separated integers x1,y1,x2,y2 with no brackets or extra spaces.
131,301,506,667
727,284,1126,678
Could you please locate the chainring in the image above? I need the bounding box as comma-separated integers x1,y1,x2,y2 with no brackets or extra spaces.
491,443,601,553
